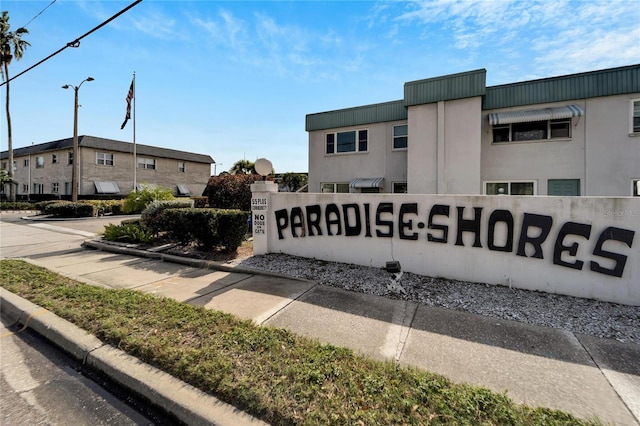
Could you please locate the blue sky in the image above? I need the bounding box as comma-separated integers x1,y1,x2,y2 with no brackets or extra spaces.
2,0,639,174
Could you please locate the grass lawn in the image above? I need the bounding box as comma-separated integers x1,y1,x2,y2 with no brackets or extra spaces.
0,259,599,425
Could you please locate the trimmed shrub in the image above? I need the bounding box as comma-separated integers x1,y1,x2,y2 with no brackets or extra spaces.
103,223,153,244
0,201,36,210
203,174,262,211
44,202,94,218
80,199,125,215
215,209,249,252
191,196,208,208
141,199,194,235
123,184,175,214
35,200,68,212
162,208,219,249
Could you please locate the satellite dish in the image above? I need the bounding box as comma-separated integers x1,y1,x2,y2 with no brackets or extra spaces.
254,158,273,176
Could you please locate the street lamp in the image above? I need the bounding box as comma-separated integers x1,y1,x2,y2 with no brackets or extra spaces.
62,77,94,202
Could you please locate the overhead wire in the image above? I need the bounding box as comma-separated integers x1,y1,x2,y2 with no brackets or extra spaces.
0,0,143,88
21,0,58,29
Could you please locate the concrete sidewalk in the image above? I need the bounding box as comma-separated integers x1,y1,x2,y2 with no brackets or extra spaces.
1,214,639,425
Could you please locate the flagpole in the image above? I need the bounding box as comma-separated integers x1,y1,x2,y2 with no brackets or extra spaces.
132,71,136,192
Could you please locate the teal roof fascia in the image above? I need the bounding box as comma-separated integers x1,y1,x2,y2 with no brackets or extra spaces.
483,64,640,110
403,69,487,106
305,100,406,131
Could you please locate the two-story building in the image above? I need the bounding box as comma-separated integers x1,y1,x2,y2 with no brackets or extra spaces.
1,135,214,199
306,64,640,196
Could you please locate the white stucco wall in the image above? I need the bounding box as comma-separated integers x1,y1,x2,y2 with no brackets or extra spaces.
407,97,482,195
308,121,407,193
481,100,587,195
407,103,438,194
584,94,640,196
252,190,640,305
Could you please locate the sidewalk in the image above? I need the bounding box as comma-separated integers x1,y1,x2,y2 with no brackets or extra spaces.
1,215,639,425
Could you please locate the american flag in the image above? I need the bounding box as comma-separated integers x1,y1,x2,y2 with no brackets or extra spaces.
120,79,134,129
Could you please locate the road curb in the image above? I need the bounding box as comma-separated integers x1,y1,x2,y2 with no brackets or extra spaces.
0,287,267,426
82,239,315,284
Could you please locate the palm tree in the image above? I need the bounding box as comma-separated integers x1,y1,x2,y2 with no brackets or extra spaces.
229,159,256,175
1,11,30,201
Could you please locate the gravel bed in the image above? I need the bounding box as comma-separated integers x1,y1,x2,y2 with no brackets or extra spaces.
238,253,640,344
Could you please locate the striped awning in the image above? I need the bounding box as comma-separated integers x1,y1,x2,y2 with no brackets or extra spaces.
94,181,120,194
489,104,584,126
349,177,384,189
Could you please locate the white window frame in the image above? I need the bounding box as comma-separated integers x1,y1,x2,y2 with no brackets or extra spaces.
630,99,640,135
33,183,44,194
483,180,537,195
23,158,29,167
178,161,185,173
633,179,640,197
52,154,58,164
321,182,350,193
68,152,73,165
35,156,44,169
22,184,29,193
325,129,368,155
96,152,114,166
392,124,408,150
52,182,59,193
137,157,156,170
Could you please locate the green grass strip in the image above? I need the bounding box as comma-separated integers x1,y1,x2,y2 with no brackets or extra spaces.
1,259,598,425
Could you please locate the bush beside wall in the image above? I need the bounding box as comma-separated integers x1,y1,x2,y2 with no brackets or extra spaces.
44,202,95,218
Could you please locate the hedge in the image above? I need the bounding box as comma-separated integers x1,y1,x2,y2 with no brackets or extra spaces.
43,202,94,218
161,208,248,252
141,199,195,235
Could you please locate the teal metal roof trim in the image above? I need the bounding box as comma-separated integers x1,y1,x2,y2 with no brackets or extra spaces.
484,64,640,110
404,69,486,106
305,100,406,131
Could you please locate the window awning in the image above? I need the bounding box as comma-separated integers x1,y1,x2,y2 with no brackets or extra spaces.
349,177,384,189
489,104,584,126
177,184,190,195
94,181,120,194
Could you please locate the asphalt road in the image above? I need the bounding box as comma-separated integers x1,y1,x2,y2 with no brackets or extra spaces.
0,212,173,425
0,316,164,425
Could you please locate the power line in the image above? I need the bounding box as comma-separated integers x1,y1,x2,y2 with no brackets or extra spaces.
0,0,143,88
21,0,57,29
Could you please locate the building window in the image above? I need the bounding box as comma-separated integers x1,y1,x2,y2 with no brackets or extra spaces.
33,183,44,194
493,119,571,143
178,162,185,173
325,130,368,154
96,152,114,166
1,161,6,169
321,183,349,193
36,156,44,168
52,182,59,193
631,99,640,134
485,181,536,195
393,125,408,149
137,157,156,169
633,180,640,197
22,184,28,193
548,179,580,196
23,159,29,167
392,182,408,193
64,182,71,195
52,154,58,164
68,152,73,165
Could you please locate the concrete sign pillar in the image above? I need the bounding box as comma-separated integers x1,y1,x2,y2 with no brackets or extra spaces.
250,181,278,255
